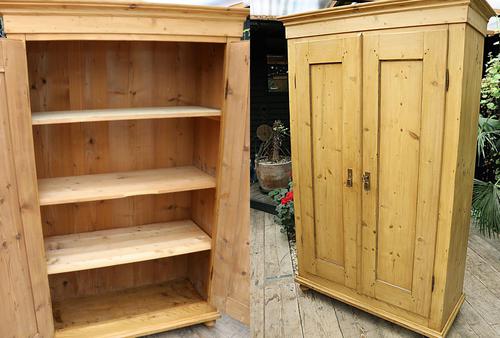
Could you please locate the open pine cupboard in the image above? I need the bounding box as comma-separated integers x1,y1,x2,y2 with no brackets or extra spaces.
0,1,249,337
281,0,495,337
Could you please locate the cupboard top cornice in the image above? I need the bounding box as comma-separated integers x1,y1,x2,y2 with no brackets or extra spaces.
279,0,495,39
0,0,248,42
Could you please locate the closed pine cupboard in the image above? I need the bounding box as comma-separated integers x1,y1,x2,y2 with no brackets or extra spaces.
281,0,495,337
0,1,249,337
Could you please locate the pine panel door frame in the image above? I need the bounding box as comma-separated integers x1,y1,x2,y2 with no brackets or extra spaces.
293,35,362,290
361,27,449,317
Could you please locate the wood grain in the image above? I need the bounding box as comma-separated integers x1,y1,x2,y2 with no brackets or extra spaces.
0,2,248,335
0,42,40,338
293,35,361,290
0,1,248,41
53,279,220,338
280,0,495,38
38,166,216,206
32,106,221,125
283,0,491,335
45,220,212,274
0,38,54,337
211,40,250,324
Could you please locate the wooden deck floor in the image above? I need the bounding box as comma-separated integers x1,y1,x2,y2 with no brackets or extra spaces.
145,314,249,338
251,209,500,338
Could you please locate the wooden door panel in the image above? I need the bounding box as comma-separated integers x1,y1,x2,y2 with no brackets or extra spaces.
377,60,423,291
294,36,361,289
311,63,345,270
0,39,54,337
212,40,250,324
361,29,448,316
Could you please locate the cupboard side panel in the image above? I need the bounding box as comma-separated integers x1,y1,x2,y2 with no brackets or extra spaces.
443,24,485,326
1,39,54,337
429,24,465,330
287,39,307,279
429,23,484,330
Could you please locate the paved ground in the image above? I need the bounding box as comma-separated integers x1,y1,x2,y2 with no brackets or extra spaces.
251,209,500,338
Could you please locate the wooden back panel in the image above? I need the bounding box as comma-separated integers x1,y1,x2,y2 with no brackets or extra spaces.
26,41,225,303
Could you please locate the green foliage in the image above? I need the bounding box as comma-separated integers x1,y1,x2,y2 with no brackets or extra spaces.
268,182,295,236
472,179,500,237
477,116,500,171
481,53,500,118
473,52,500,237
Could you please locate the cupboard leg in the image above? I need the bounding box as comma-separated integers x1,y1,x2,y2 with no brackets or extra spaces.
299,284,310,292
204,320,216,328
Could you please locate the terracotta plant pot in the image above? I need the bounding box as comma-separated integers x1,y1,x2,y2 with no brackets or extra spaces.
255,158,292,192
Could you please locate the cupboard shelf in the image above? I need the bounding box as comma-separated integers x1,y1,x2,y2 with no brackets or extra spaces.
53,279,220,338
45,220,211,275
31,106,221,125
38,166,216,206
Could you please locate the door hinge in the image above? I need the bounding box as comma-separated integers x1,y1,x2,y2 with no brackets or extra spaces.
224,79,229,99
445,69,450,92
294,75,296,89
0,17,5,38
431,275,435,292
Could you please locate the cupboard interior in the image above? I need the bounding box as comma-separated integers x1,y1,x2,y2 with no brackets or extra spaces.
25,40,225,331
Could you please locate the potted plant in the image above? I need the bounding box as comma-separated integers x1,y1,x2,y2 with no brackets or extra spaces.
255,120,292,192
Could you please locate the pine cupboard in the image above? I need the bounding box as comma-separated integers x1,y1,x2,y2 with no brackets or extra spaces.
0,1,249,337
281,1,495,337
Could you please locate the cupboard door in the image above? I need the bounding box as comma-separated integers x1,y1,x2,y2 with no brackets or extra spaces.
361,29,448,316
293,36,361,289
0,39,54,337
212,40,250,324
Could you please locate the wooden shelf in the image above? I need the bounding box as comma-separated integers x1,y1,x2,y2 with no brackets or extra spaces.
53,279,220,338
32,106,221,125
45,220,211,275
38,166,216,206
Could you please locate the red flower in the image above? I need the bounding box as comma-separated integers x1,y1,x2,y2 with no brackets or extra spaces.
280,191,294,205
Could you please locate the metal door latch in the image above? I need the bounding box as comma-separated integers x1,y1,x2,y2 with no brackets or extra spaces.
363,172,371,191
346,168,353,187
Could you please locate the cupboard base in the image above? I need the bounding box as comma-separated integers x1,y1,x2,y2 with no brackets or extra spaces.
53,279,220,338
296,275,464,338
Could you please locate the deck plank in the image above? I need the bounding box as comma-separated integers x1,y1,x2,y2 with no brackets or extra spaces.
295,288,344,338
250,210,500,338
250,209,265,338
264,213,294,280
264,282,302,338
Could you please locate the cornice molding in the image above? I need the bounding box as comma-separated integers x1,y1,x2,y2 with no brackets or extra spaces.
279,0,495,26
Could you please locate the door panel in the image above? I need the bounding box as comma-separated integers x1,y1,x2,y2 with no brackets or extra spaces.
212,40,250,324
361,29,448,316
311,63,345,269
377,60,422,291
294,36,361,289
0,39,54,337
